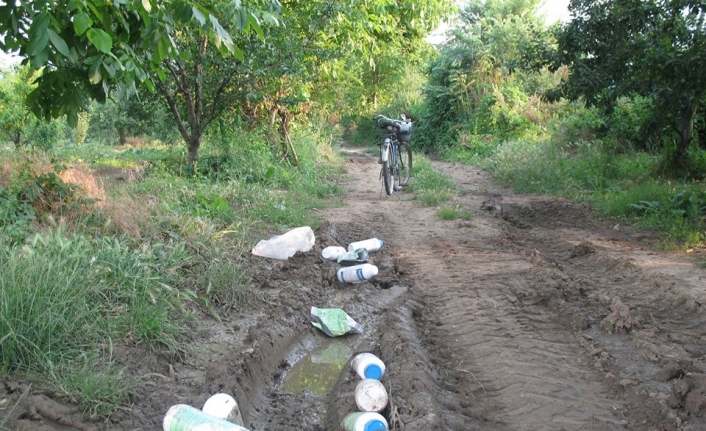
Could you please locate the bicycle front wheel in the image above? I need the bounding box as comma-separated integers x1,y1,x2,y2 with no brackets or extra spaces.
397,143,412,186
382,146,394,195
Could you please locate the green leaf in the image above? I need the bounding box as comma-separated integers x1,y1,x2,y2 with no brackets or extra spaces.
248,15,264,40
27,13,51,56
142,0,151,12
88,62,102,84
47,29,71,57
192,6,206,26
87,29,112,53
73,11,93,36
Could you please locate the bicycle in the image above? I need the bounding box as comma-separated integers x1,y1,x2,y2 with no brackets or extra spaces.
374,114,413,196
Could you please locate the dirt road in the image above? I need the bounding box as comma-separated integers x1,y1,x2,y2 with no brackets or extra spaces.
3,146,706,431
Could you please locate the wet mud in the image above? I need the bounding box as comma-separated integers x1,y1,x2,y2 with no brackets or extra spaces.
2,146,706,431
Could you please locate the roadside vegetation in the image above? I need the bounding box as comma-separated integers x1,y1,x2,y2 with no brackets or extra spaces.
1,0,705,421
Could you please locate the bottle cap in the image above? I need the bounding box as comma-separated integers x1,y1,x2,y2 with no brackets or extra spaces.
365,419,387,431
364,363,383,379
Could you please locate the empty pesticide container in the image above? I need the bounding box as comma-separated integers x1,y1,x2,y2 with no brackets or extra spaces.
163,404,249,431
354,379,389,413
348,238,384,253
340,412,388,431
337,264,378,283
202,393,244,427
322,246,347,260
351,353,386,380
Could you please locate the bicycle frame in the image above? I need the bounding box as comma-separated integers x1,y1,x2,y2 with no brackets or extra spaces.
375,114,413,196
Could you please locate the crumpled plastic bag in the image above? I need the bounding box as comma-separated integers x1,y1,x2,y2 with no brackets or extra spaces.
311,307,363,337
251,226,315,260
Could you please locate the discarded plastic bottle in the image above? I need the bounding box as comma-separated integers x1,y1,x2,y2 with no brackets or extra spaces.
340,412,389,431
337,264,378,283
163,404,249,431
202,393,244,427
354,379,389,413
322,246,347,260
351,353,386,380
348,238,384,253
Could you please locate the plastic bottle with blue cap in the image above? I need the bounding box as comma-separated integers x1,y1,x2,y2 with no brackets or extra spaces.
351,352,386,380
341,412,388,431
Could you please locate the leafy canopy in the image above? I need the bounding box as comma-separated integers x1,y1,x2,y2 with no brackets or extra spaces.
0,0,280,126
552,0,706,157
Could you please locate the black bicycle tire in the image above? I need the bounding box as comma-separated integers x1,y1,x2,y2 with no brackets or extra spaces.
382,146,394,195
398,143,412,186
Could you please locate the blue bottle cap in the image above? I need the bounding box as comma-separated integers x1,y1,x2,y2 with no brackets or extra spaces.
365,419,387,431
364,364,383,379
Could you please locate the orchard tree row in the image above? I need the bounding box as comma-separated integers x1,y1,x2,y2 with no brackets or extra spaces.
1,0,453,162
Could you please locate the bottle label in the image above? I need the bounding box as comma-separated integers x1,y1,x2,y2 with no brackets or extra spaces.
356,268,364,280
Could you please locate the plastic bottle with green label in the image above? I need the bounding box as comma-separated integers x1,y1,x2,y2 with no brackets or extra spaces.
163,404,249,431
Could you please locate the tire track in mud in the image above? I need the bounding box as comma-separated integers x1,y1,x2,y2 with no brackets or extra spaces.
322,151,706,430
319,151,629,430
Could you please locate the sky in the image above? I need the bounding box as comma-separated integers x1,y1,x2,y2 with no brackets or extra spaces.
539,0,572,24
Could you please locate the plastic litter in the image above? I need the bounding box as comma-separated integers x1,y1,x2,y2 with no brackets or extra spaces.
347,238,384,253
351,353,386,380
310,306,363,337
322,246,347,260
337,248,370,266
251,226,315,260
341,412,389,431
202,393,244,427
163,404,249,431
354,379,389,413
337,264,378,283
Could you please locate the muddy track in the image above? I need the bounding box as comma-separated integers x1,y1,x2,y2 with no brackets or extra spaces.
2,146,706,431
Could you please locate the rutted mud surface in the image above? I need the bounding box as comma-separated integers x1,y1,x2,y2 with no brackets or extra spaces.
2,146,706,431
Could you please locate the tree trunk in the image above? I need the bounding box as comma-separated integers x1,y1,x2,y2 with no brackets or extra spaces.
118,127,127,145
675,99,695,159
371,67,379,109
187,134,202,165
8,131,20,147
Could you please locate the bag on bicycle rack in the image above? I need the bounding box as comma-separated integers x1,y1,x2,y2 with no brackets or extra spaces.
397,121,413,142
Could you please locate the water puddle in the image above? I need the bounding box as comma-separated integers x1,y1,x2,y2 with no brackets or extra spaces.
280,337,351,395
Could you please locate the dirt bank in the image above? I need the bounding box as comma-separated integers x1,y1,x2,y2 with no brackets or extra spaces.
2,145,706,431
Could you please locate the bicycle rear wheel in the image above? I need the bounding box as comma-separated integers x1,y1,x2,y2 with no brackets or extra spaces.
397,143,412,186
382,146,394,195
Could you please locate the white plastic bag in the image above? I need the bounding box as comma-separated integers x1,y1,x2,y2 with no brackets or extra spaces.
251,226,315,260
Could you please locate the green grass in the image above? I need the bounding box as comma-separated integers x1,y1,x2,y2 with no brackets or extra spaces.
479,138,706,250
0,125,347,417
0,225,191,415
437,204,473,221
407,154,456,206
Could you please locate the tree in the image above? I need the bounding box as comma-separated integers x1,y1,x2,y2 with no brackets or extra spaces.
0,0,279,127
0,65,36,146
552,0,706,163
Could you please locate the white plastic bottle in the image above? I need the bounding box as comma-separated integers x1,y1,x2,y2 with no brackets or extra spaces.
351,353,386,380
322,246,347,260
337,264,378,283
340,412,389,431
354,379,389,413
202,393,244,427
347,238,384,253
163,404,249,431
